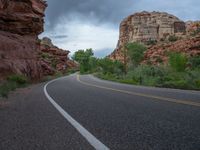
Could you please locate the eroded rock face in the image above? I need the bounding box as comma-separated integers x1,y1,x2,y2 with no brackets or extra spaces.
109,11,186,62
0,0,47,35
186,21,200,35
143,35,200,65
0,0,47,80
118,11,185,47
39,37,77,75
0,31,43,80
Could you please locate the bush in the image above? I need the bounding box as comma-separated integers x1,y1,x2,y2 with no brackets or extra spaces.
41,53,50,59
7,75,28,85
169,52,188,72
168,35,178,42
98,58,124,75
126,42,147,66
163,80,188,89
146,39,157,45
195,80,200,88
189,56,200,69
0,75,28,98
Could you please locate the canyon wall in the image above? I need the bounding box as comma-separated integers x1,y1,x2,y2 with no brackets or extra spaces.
0,0,76,81
0,0,47,80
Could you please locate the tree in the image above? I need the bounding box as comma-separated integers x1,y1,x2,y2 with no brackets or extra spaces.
72,49,94,73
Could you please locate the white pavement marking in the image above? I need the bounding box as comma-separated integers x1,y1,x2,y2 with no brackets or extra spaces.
44,76,109,150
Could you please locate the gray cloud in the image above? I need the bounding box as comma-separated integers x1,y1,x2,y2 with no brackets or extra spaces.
45,0,200,29
45,0,134,28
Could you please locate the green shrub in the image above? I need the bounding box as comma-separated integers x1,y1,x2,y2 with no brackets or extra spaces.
41,53,50,59
98,58,124,75
189,56,200,69
195,80,200,88
146,39,157,45
7,75,28,85
163,80,188,89
0,75,28,98
126,42,147,66
169,52,188,72
168,35,178,42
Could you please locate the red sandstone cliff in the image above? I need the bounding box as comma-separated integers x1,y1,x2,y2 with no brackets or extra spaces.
109,11,200,65
0,0,47,80
0,0,76,81
39,37,77,75
143,35,200,65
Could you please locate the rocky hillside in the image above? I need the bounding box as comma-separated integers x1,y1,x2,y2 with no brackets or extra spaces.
109,11,200,64
39,37,77,76
0,0,76,81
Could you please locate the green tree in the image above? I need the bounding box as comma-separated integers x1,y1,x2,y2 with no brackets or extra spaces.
72,48,94,73
125,42,147,66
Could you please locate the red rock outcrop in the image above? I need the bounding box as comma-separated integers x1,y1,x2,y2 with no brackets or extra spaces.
0,0,46,35
39,37,77,75
0,0,47,81
109,11,200,65
109,11,186,62
0,0,77,81
143,35,200,65
186,21,200,35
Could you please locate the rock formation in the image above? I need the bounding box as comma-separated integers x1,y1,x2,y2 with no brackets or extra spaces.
0,0,47,80
0,0,46,35
143,35,200,65
109,11,186,62
0,0,76,81
186,21,200,35
39,37,77,75
109,11,200,64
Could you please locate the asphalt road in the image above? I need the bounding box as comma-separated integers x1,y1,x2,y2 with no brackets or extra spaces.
1,74,200,150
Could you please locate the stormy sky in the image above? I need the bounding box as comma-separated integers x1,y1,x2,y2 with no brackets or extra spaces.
41,0,200,57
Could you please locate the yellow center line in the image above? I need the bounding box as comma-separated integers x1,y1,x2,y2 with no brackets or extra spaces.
77,75,200,107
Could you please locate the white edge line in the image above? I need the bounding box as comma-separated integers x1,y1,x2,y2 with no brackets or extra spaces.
44,75,109,150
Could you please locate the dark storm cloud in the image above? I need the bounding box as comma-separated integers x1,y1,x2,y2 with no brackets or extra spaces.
45,0,135,28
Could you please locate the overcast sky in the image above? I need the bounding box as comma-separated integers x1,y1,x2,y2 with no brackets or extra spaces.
41,0,200,57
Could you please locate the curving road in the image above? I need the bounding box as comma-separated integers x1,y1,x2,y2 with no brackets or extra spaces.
1,74,200,150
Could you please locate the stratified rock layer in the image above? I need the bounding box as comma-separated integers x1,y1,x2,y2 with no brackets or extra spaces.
109,11,186,62
0,0,47,80
0,0,46,35
39,37,77,75
0,0,76,81
143,35,200,65
118,11,185,45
